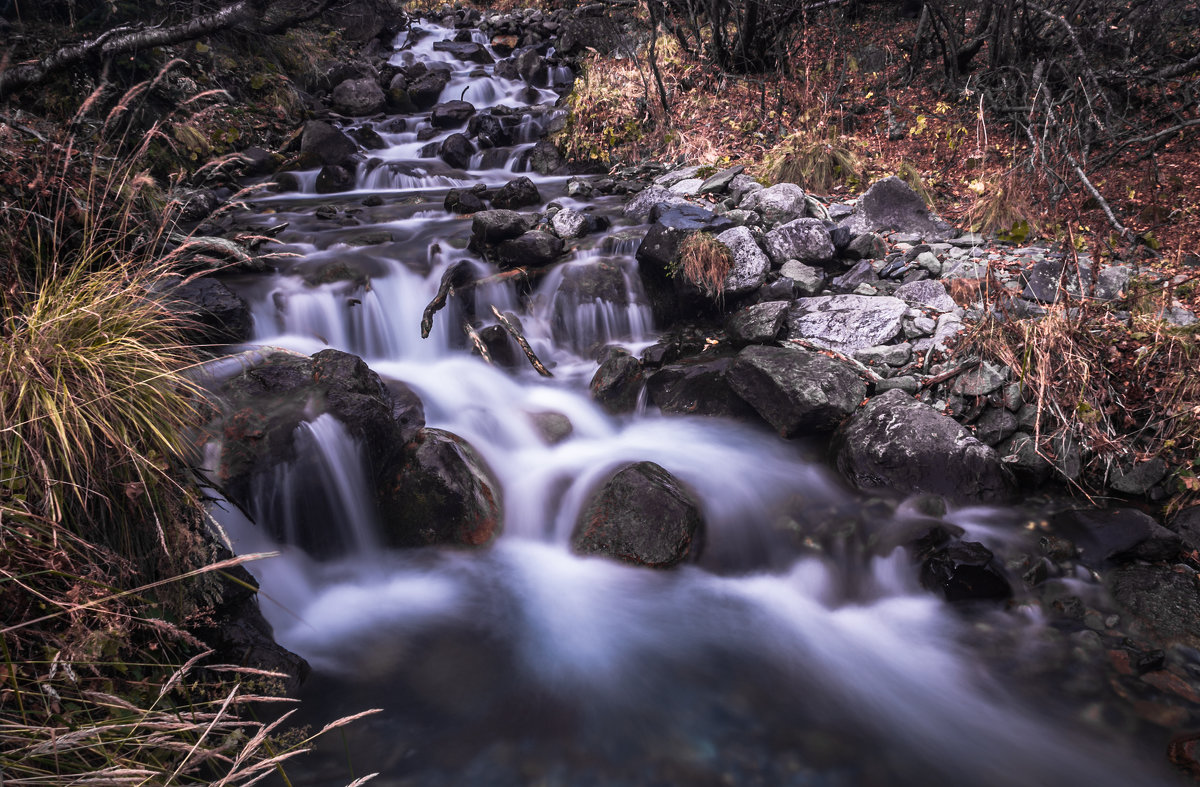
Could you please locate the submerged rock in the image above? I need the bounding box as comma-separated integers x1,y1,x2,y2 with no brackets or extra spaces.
573,461,704,568
920,541,1012,603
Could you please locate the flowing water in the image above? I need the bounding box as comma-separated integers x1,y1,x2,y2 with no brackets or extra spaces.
209,23,1183,787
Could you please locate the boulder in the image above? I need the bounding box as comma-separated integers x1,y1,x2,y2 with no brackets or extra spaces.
407,70,451,109
315,164,355,194
431,40,495,64
521,140,564,175
430,100,477,128
167,277,251,347
467,113,512,147
471,209,533,247
995,432,1053,484
550,208,591,239
841,176,956,241
832,388,1017,503
846,231,888,260
646,356,757,419
330,78,386,116
496,231,564,269
740,182,808,226
895,280,957,312
1109,457,1169,496
438,133,475,170
378,428,503,548
1022,257,1093,303
1048,508,1182,566
301,120,357,167
715,226,770,297
492,176,542,209
347,126,386,150
920,541,1012,603
623,184,688,221
515,47,545,81
786,295,907,352
971,407,1018,446
445,187,487,214
698,164,746,195
572,461,704,568
725,301,789,347
726,345,867,436
765,218,836,266
779,260,825,295
590,347,643,414
636,205,735,279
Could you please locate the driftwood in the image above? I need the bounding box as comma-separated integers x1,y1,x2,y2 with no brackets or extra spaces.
917,359,981,390
491,306,552,377
464,322,493,364
420,261,476,339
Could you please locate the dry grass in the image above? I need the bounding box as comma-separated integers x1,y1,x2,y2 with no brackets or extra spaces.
964,169,1039,240
759,130,863,192
678,233,734,298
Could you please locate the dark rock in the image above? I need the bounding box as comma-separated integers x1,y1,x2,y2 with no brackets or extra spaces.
202,583,310,696
378,428,502,548
477,323,519,367
430,100,477,128
445,188,487,214
432,40,495,64
347,126,387,150
407,70,451,109
726,345,867,436
301,120,357,167
315,164,355,194
972,407,1018,446
515,47,545,81
846,231,888,260
167,277,251,346
1109,564,1200,648
765,218,836,266
590,347,644,414
1022,257,1093,303
572,461,704,568
471,209,533,246
438,133,475,170
496,230,564,269
698,164,745,195
995,432,1053,484
1049,508,1182,566
1109,457,1170,496
832,388,1017,503
520,140,564,175
841,176,956,241
467,113,512,147
492,176,542,209
239,146,278,176
920,541,1012,602
331,77,386,116
1171,506,1200,552
725,301,789,347
646,356,758,419
830,259,879,291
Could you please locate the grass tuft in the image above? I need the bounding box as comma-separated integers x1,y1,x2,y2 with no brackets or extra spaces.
760,131,862,193
677,233,734,298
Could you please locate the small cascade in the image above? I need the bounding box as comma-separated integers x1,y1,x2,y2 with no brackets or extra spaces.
535,258,653,356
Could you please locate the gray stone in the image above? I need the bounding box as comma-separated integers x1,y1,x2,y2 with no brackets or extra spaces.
716,226,771,296
765,218,836,265
914,251,942,276
301,120,358,167
699,164,746,195
1170,506,1200,553
948,232,986,247
972,407,1018,446
951,361,1007,396
655,165,705,188
1108,457,1169,495
521,140,564,175
740,182,808,226
669,178,705,196
1159,305,1198,326
853,343,912,368
905,315,937,338
722,209,761,227
725,301,789,347
846,232,888,260
804,195,832,222
492,176,541,209
471,209,533,246
1095,265,1131,300
840,176,956,241
1050,508,1181,566
779,260,825,295
996,432,1053,484
875,376,919,394
438,133,475,170
787,295,907,352
590,347,643,414
432,40,495,64
430,100,477,128
551,208,590,239
895,280,956,312
497,230,564,269
168,276,251,346
832,388,1017,503
728,174,762,203
624,185,689,221
315,165,355,194
331,77,386,116
1022,258,1093,303
831,260,879,291
726,345,868,436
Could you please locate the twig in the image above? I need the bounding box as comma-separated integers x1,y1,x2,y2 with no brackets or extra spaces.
917,358,981,390
491,306,552,377
463,322,493,364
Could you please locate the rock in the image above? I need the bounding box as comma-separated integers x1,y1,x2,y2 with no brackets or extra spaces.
492,176,541,209
438,133,475,170
432,40,495,64
1107,458,1169,496
740,182,808,225
551,263,633,347
514,47,545,81
347,126,386,150
331,78,385,116
1049,508,1182,566
830,260,878,291
496,230,564,269
1109,564,1200,648
623,184,688,221
646,356,757,419
779,261,825,295
530,411,573,444
669,178,704,196
521,140,564,175
635,205,734,279
726,345,867,436
1022,258,1093,303
550,207,590,239
590,347,644,414
430,100,477,128
378,428,502,548
315,164,355,194
572,461,704,568
951,361,1007,396
467,112,512,147
407,70,451,109
716,226,770,296
765,218,836,265
920,541,1012,602
1171,506,1200,552
895,280,957,312
972,407,1018,446
996,432,1053,484
841,176,956,241
655,165,705,187
1159,305,1199,326
832,388,1017,503
699,164,745,195
471,209,533,246
301,120,357,167
445,188,487,214
786,295,907,352
1095,265,1131,300
725,301,789,347
167,276,251,346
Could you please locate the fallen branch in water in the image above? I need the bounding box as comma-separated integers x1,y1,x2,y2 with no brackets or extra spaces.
421,261,476,338
491,306,552,377
464,322,493,364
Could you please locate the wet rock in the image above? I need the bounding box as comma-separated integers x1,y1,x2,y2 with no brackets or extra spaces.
471,209,533,246
920,541,1012,603
407,70,451,109
432,40,495,64
438,133,475,170
740,182,808,226
833,388,1017,503
716,226,771,296
725,301,789,347
378,428,502,549
765,218,836,266
167,276,251,347
1108,457,1170,496
1049,508,1182,566
841,176,956,241
331,77,385,116
529,411,573,444
515,47,545,81
1109,564,1200,649
467,112,512,147
895,280,956,312
521,140,564,175
573,461,704,568
315,164,355,194
301,120,357,167
550,207,590,239
786,295,907,353
496,230,564,269
635,205,734,279
445,187,487,214
646,356,757,419
430,100,477,129
347,126,386,150
492,176,542,209
971,407,1018,446
726,345,867,436
590,347,644,414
